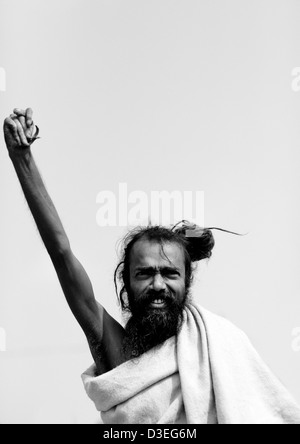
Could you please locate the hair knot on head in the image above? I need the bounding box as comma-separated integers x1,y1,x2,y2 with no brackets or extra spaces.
172,221,215,262
172,220,244,262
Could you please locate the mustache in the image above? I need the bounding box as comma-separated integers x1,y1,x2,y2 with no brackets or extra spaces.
128,289,183,319
136,289,174,305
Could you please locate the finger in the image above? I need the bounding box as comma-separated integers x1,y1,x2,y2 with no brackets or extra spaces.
10,114,27,132
25,108,33,127
13,108,26,117
14,119,30,147
18,115,27,132
4,117,21,145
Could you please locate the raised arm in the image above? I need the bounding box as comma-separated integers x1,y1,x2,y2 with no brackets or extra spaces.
3,108,125,374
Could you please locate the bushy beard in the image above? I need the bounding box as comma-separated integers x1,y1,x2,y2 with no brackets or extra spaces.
122,289,188,360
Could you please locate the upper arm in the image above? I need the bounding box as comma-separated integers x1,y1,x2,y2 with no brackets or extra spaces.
52,249,126,373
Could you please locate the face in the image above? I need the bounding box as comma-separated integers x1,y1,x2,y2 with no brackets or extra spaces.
128,239,187,311
122,239,188,359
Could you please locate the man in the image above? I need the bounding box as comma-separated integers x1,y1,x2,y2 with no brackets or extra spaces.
3,108,300,424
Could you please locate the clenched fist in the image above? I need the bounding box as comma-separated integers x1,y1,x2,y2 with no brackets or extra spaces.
3,108,39,155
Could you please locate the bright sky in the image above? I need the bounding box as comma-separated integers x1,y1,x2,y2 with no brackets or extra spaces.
0,0,300,423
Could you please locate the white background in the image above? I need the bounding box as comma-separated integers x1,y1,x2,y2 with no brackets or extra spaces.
0,0,300,424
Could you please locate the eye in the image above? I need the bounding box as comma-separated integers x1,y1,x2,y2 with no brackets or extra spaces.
136,270,151,278
164,269,180,278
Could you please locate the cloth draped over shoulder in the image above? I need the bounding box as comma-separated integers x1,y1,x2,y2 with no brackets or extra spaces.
82,303,300,424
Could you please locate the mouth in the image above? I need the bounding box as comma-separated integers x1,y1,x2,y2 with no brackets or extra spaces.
149,298,168,309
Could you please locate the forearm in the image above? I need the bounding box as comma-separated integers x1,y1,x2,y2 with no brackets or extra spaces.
10,150,70,258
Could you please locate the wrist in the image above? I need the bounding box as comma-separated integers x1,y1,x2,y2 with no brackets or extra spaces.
9,148,32,164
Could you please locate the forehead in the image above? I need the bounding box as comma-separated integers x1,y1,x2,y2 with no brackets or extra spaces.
130,239,185,270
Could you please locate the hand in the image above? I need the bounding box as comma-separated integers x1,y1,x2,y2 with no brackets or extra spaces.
3,108,38,155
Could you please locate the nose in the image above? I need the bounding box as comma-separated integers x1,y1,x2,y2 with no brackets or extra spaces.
151,273,167,292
